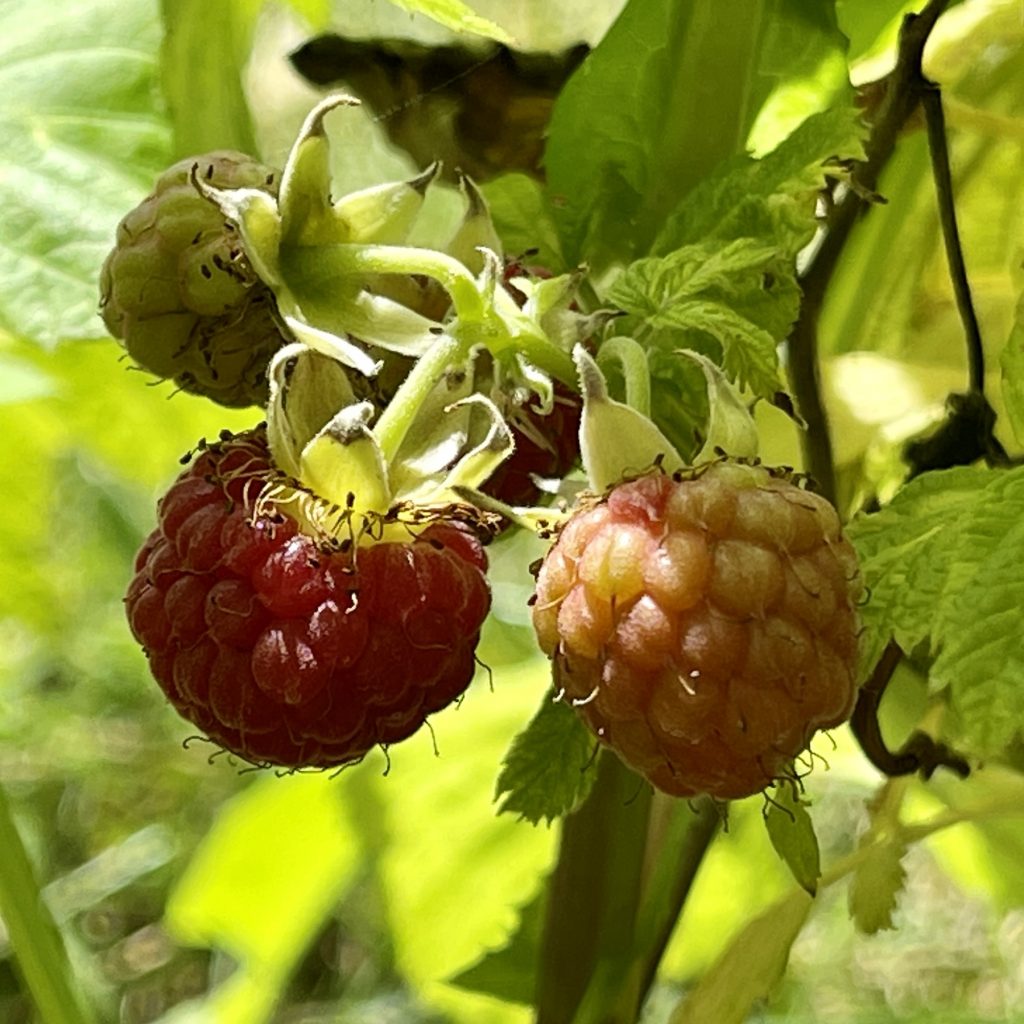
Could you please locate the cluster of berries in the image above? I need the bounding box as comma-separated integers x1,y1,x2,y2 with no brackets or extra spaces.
104,100,861,799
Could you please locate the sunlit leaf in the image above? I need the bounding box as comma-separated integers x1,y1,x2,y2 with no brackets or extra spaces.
370,666,556,1023
848,464,1024,751
0,352,56,403
495,697,598,826
670,889,813,1024
0,0,171,346
1001,287,1024,446
166,774,360,975
383,0,512,43
546,0,852,269
848,837,908,934
764,785,821,896
654,104,867,257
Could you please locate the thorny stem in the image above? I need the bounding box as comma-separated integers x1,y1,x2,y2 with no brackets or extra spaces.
789,0,950,504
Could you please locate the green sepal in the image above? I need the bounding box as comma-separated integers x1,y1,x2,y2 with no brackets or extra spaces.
299,401,392,515
452,485,568,533
320,162,439,246
447,174,503,273
278,94,359,246
437,395,514,495
596,336,651,418
515,270,589,352
191,177,283,288
280,313,383,378
764,783,821,897
680,349,759,461
513,356,555,416
384,350,484,499
575,346,684,491
267,343,358,481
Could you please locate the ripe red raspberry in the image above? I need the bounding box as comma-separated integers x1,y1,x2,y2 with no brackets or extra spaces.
531,462,862,800
483,261,583,507
126,429,491,769
484,384,582,507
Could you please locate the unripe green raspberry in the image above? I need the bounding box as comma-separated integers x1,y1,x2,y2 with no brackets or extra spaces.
99,152,286,408
532,462,863,801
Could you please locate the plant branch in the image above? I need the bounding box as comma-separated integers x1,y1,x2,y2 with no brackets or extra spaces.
850,640,970,779
921,84,985,394
535,753,652,1024
632,796,720,1006
789,0,951,503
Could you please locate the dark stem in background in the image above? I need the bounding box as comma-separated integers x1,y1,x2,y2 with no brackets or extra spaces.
850,640,971,780
920,84,986,394
788,0,951,504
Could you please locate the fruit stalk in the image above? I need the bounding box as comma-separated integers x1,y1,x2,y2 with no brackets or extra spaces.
535,753,652,1024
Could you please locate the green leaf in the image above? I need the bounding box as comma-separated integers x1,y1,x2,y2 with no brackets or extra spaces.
654,104,867,256
1001,286,1024,446
495,695,599,826
610,246,786,399
612,240,782,308
764,785,822,896
448,887,545,1005
283,0,330,29
609,241,788,398
848,465,1024,751
0,0,171,347
0,352,56,403
0,782,97,1024
166,774,360,999
545,0,852,269
482,172,565,272
848,838,908,934
835,0,912,61
383,0,512,43
160,0,260,157
670,889,813,1024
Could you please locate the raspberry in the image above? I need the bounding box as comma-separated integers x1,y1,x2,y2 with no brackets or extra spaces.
99,153,287,408
126,429,491,768
484,384,582,507
531,462,862,800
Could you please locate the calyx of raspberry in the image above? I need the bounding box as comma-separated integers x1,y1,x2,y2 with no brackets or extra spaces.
573,345,758,493
265,343,509,541
195,95,581,407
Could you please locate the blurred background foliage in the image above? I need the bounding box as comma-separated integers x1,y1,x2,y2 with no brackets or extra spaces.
2,0,1024,1021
